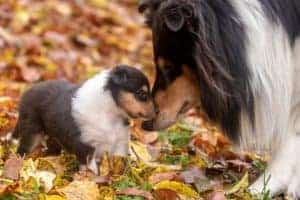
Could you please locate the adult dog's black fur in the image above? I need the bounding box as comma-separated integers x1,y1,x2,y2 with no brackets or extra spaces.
140,0,300,197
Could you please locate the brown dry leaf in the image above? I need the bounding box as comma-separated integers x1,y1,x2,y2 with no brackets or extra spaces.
21,67,42,83
3,156,23,180
209,191,226,200
148,172,178,185
93,176,111,185
179,167,205,184
227,159,251,171
153,181,200,199
154,189,180,200
0,97,18,135
58,179,100,200
139,131,159,144
116,188,154,200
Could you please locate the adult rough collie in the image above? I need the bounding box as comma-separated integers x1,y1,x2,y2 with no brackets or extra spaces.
139,0,300,198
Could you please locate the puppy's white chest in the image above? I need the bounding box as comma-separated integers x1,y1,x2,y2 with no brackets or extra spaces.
79,116,130,157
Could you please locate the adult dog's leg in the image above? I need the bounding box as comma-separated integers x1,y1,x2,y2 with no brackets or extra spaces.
250,104,300,198
250,138,297,197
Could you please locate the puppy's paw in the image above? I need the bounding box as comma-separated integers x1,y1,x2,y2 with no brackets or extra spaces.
87,158,99,175
80,158,99,175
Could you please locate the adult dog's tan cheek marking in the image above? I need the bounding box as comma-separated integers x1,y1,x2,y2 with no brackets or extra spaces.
153,66,200,128
119,92,155,119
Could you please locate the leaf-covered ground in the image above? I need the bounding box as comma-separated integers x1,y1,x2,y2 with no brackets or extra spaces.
0,1,286,200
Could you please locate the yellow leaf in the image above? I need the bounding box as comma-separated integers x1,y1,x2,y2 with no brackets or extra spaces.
16,9,30,25
20,159,37,181
226,172,249,195
129,141,152,162
89,0,108,8
99,152,110,176
39,194,67,200
154,181,199,198
58,179,100,200
35,171,56,192
99,186,115,200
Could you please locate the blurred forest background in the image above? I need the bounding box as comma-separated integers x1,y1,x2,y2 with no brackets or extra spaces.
0,1,279,200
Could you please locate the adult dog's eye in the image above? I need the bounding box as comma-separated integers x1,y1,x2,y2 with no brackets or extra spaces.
135,89,148,101
164,65,181,82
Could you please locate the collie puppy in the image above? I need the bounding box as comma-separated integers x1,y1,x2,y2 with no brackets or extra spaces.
139,0,300,198
13,65,155,174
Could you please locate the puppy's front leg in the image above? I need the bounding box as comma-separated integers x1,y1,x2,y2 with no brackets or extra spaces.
73,140,98,175
86,153,98,175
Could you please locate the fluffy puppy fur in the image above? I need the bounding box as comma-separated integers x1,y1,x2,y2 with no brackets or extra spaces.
13,65,155,174
139,0,300,198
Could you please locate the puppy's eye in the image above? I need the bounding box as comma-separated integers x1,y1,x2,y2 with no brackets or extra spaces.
135,90,148,101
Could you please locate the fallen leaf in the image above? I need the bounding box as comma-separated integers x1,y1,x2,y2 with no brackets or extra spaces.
116,188,154,200
130,141,152,162
39,194,67,200
153,189,180,200
99,186,115,200
179,167,204,184
58,179,100,200
21,67,42,83
35,171,56,192
153,181,199,198
99,152,110,176
209,191,226,200
3,156,23,180
148,172,178,185
93,176,111,185
226,172,249,195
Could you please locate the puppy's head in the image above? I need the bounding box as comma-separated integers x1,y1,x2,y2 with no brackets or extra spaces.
106,65,156,120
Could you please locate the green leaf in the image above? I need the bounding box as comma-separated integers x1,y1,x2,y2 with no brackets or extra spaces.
167,132,191,148
116,196,144,200
163,155,190,167
113,177,138,190
141,181,153,191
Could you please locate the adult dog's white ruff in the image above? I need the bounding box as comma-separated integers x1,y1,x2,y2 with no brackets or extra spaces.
71,70,130,172
231,0,300,198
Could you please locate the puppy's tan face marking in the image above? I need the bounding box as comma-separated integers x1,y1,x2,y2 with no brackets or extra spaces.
118,87,156,120
152,65,200,130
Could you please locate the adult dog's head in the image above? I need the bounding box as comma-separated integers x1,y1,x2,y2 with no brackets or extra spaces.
140,0,254,140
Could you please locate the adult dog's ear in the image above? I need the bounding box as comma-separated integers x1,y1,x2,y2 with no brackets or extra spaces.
139,0,162,26
163,4,194,32
139,0,151,13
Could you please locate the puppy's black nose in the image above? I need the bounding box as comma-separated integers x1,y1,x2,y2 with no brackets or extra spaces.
142,120,154,131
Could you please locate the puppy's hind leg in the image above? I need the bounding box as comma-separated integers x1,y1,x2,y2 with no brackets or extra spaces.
14,115,43,156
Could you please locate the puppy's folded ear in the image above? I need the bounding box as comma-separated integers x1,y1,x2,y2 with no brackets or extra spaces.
112,70,128,85
163,4,194,32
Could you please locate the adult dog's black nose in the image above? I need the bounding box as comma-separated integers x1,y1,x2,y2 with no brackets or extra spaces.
142,120,154,131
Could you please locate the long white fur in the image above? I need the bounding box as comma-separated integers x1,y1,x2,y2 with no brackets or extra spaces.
71,70,130,172
231,0,300,198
